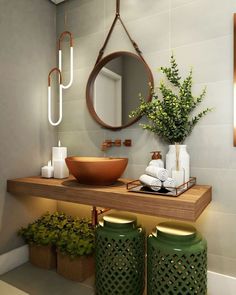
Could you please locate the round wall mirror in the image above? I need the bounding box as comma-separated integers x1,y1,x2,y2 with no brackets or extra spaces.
86,51,154,130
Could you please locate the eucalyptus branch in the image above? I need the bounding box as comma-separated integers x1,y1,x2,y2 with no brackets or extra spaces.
130,55,212,144
160,54,182,87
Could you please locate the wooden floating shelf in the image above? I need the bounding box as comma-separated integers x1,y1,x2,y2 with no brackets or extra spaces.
7,176,212,221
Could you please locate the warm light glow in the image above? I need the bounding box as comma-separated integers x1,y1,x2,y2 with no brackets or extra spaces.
58,140,61,147
59,46,73,89
48,160,52,167
48,84,63,126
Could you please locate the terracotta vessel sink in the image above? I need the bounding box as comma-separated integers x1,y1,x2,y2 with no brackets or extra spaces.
65,156,128,185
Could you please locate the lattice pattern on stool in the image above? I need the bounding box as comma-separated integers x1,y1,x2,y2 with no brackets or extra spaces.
148,246,207,295
96,234,145,295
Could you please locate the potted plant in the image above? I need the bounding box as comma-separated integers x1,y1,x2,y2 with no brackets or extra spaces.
56,217,95,282
130,55,211,185
19,212,68,269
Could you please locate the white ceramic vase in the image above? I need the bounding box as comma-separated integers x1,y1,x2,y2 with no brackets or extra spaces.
166,144,190,185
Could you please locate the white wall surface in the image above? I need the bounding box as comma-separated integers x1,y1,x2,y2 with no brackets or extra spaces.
0,0,58,254
57,0,236,277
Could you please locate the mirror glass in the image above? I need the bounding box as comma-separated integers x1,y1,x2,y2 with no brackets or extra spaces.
86,52,153,130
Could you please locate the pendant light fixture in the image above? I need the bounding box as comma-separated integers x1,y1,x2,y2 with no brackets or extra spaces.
58,31,74,89
47,4,74,127
48,68,63,126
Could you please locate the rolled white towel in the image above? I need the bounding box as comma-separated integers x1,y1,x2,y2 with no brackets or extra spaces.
149,159,164,168
163,178,176,191
145,166,168,182
139,174,162,191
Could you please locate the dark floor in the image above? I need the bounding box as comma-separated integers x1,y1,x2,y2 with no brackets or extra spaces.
0,263,95,295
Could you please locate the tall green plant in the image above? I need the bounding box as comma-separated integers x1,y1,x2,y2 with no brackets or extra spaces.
130,55,211,144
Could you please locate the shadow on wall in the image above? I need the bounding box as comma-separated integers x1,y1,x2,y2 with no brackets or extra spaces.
0,191,57,254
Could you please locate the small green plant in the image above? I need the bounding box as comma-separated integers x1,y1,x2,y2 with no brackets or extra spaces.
19,212,95,257
18,212,69,246
38,211,72,230
19,222,59,246
130,55,211,144
56,218,95,259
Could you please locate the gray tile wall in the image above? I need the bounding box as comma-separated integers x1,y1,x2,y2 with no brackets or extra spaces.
0,0,58,253
57,0,236,276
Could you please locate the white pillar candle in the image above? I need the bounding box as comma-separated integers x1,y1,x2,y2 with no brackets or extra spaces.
52,140,69,179
52,140,67,161
41,161,54,178
53,160,69,179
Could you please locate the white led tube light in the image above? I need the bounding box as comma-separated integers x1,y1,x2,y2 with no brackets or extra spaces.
59,46,73,89
47,68,63,126
47,31,73,127
48,84,63,126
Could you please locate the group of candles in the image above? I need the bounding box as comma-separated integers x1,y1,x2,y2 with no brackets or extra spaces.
41,141,69,179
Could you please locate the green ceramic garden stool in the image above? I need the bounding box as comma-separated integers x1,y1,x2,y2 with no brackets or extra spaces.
95,212,145,295
147,221,207,295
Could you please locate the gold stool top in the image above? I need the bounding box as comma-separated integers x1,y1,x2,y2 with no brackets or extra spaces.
104,212,136,224
156,221,196,237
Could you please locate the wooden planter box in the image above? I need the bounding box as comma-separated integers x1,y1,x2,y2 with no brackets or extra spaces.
29,244,57,270
57,252,94,282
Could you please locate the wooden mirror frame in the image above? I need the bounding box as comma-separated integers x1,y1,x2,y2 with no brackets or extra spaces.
86,51,154,130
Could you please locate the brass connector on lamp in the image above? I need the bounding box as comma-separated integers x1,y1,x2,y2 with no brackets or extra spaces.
58,31,73,50
48,67,62,86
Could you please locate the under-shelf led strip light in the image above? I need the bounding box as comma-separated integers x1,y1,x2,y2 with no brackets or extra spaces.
48,68,63,126
58,31,74,89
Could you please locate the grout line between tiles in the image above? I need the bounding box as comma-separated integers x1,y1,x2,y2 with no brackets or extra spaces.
192,79,233,87
104,9,171,31
208,253,236,262
171,33,232,51
171,0,202,11
191,166,236,172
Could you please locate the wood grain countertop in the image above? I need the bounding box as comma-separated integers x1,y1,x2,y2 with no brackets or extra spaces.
7,176,212,221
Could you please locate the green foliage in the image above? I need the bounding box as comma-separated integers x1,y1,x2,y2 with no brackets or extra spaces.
18,212,68,246
38,211,73,230
130,55,212,144
18,223,58,246
56,218,95,258
18,212,95,258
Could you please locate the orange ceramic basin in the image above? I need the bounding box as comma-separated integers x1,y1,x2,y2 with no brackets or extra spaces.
65,156,128,185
